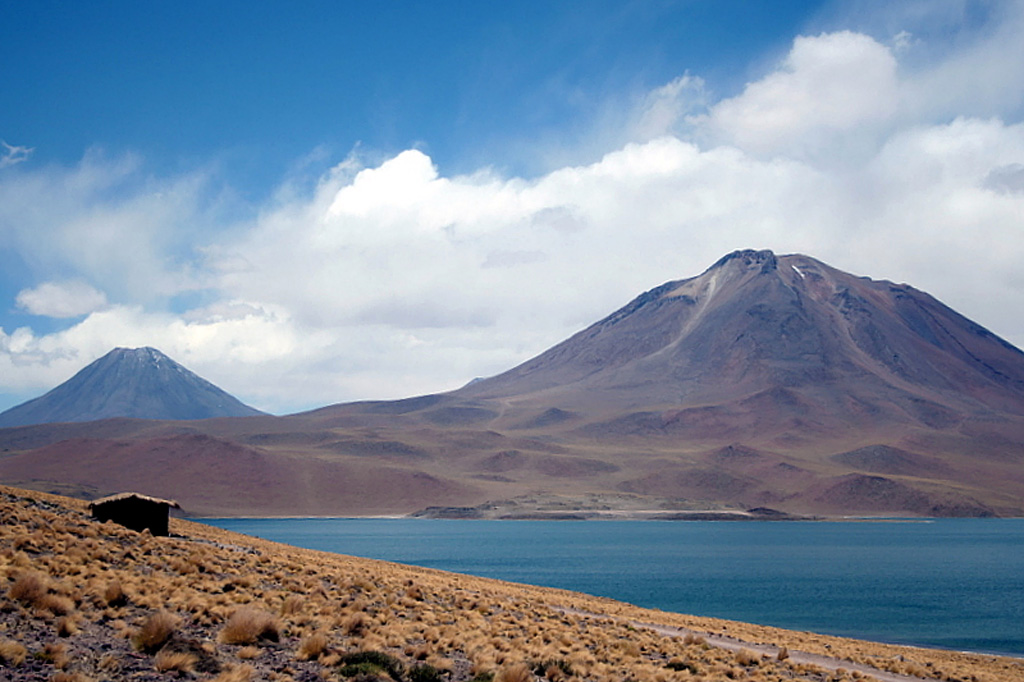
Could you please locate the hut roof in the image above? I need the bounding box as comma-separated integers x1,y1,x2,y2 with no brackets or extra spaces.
89,492,181,509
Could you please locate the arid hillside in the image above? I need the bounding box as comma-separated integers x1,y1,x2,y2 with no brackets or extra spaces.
1,485,1021,682
1,250,1023,517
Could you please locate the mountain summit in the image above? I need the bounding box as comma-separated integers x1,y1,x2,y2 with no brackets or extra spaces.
0,347,264,427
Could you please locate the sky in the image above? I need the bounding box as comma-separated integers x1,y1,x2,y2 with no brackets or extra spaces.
2,0,1024,416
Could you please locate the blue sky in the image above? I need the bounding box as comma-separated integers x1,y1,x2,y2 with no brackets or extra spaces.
2,0,1024,414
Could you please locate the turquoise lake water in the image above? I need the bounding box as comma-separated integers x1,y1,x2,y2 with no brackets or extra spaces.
203,518,1024,657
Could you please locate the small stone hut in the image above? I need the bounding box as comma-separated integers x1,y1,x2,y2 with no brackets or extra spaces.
88,492,181,536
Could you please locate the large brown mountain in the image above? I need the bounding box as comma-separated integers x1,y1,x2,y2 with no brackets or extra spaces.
1,250,1022,517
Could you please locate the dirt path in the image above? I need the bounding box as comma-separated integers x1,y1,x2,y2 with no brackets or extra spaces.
557,607,931,682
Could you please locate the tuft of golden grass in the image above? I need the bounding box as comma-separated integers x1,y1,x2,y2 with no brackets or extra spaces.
341,611,368,635
56,614,79,637
494,662,533,682
296,631,330,661
97,653,121,674
132,609,180,653
280,594,304,616
237,645,261,659
39,592,75,616
219,606,281,645
7,570,48,607
154,649,197,673
735,648,760,666
103,579,128,607
40,641,71,669
211,663,256,682
0,638,28,665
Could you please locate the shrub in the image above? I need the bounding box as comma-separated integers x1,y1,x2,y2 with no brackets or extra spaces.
735,648,760,666
777,646,790,662
338,650,404,681
133,610,180,653
219,607,281,645
408,663,446,682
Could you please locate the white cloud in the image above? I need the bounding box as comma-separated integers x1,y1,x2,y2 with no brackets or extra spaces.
631,74,708,141
0,141,33,169
16,281,108,318
700,31,900,158
0,148,220,306
2,11,1024,415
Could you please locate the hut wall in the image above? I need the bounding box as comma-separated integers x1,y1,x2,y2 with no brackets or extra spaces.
91,497,171,536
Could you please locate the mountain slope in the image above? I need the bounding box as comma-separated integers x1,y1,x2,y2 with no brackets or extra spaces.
0,347,265,427
1,252,1022,517
460,249,1024,416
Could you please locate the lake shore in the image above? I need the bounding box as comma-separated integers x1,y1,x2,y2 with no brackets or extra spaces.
2,484,1021,682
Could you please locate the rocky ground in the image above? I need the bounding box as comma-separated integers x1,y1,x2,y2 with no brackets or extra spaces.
1,485,1020,682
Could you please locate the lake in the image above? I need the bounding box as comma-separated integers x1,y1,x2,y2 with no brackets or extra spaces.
202,517,1024,657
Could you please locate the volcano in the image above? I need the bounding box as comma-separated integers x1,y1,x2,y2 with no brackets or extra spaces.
0,347,264,428
1,252,1022,517
460,249,1024,436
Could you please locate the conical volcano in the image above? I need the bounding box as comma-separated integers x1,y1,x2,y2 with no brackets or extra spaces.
0,347,264,427
461,249,1024,428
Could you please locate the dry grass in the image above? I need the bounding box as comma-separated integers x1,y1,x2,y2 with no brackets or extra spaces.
132,609,180,653
211,664,256,682
495,662,533,682
154,648,197,673
8,570,48,606
219,607,281,645
102,579,127,607
0,638,28,665
296,630,330,660
1,484,1022,682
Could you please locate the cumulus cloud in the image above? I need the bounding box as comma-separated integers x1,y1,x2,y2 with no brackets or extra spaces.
16,281,108,318
2,12,1024,415
699,31,900,158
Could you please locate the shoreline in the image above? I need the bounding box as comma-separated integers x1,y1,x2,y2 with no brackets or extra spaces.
196,514,1024,659
3,483,1022,682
